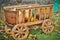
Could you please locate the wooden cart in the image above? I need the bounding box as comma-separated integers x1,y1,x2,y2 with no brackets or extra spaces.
3,4,54,40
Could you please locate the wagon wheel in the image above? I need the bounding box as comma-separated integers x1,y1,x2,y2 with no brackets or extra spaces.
5,25,12,34
41,19,54,34
12,24,29,40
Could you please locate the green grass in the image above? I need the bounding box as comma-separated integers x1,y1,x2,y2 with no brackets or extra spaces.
0,26,59,40
29,26,60,40
0,26,60,40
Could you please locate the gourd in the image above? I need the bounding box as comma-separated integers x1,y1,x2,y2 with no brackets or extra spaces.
54,30,58,32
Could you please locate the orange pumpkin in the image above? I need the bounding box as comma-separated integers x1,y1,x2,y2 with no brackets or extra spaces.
54,30,58,32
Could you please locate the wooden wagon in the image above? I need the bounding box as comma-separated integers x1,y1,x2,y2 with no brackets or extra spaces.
3,4,54,40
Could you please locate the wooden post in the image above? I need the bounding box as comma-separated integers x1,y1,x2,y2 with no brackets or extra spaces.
49,6,53,18
19,10,25,23
47,7,50,19
44,7,46,19
16,11,19,24
19,10,23,24
28,9,31,22
39,8,42,20
22,10,25,23
45,7,47,19
45,7,48,19
42,7,44,20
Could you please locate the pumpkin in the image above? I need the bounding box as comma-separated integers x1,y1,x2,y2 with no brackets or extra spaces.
31,17,34,22
54,30,58,32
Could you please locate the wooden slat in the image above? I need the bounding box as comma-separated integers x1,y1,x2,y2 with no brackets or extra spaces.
22,10,25,22
43,7,46,19
45,7,47,19
39,8,42,20
41,7,44,19
49,7,53,18
20,20,43,26
19,10,23,24
46,7,50,19
28,9,31,22
4,4,53,27
16,11,19,24
45,7,48,19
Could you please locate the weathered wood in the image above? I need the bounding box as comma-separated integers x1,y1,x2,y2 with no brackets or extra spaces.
41,19,54,34
4,4,53,37
12,24,29,40
15,11,19,24
28,9,31,22
22,10,25,23
19,20,43,26
4,4,53,26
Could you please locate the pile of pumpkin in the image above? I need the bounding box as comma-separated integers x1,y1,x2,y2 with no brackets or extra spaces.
25,9,39,22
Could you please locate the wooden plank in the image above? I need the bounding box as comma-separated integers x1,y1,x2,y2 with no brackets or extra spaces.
43,7,46,19
44,7,48,19
39,8,42,20
41,7,44,20
20,20,43,26
22,10,25,22
49,7,53,18
15,11,19,24
28,9,31,22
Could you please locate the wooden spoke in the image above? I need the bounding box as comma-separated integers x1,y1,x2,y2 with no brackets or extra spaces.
41,19,54,34
11,24,29,40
